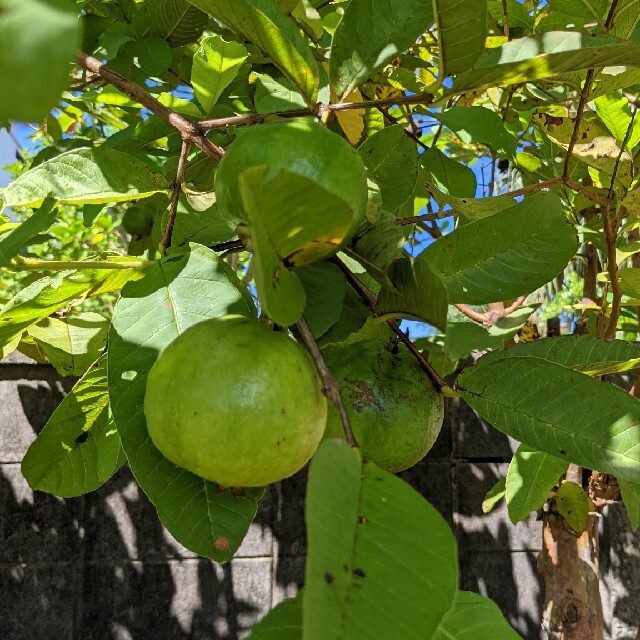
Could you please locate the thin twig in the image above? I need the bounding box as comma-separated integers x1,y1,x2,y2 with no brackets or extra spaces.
605,0,620,29
501,0,510,39
160,138,191,254
563,69,596,180
297,316,357,448
198,94,434,131
331,257,449,392
455,304,490,325
395,212,451,226
76,52,224,161
503,296,527,316
211,239,244,253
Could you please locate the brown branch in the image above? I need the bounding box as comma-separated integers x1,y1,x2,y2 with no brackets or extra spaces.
160,138,191,254
297,316,357,448
395,212,450,226
605,0,620,29
502,0,510,39
503,296,527,316
198,93,434,131
331,257,448,392
563,69,596,180
211,239,245,253
76,52,224,161
455,304,490,325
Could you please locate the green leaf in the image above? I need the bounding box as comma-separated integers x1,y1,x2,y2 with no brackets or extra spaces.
192,35,249,115
0,270,134,351
358,125,418,212
239,167,358,325
128,37,173,76
618,267,640,298
433,106,517,158
478,335,640,376
376,257,449,331
21,354,124,498
297,263,346,339
148,0,209,47
594,91,640,150
304,440,457,640
482,477,506,514
248,595,302,640
254,74,307,113
108,244,260,561
171,197,235,247
452,32,640,95
422,193,578,304
433,591,522,640
426,189,516,222
0,0,81,123
28,312,109,377
420,147,477,199
329,0,434,99
0,195,57,266
458,357,640,484
435,0,487,76
555,481,590,533
2,148,169,209
619,478,640,532
186,0,320,103
505,445,568,524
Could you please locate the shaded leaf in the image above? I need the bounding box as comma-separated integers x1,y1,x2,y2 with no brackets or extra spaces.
254,74,307,113
358,125,418,212
149,0,209,47
482,477,506,514
478,335,640,376
376,257,448,331
0,196,57,267
21,354,124,498
187,0,320,103
422,193,578,304
304,440,457,640
248,595,302,640
109,244,260,561
506,445,568,524
453,32,640,95
555,481,590,533
435,0,487,76
128,37,172,76
434,106,517,158
0,0,81,123
28,312,109,377
192,35,249,115
458,357,640,483
618,267,640,298
433,591,522,640
619,479,640,532
420,147,476,199
297,262,346,339
2,148,169,208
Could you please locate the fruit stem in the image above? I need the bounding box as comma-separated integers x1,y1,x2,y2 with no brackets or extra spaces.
297,316,359,449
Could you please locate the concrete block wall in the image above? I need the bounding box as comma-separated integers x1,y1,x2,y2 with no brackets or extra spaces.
1,355,638,639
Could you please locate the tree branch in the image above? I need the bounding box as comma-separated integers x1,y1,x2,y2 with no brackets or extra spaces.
160,138,191,254
297,316,358,448
501,0,510,39
331,257,449,392
563,69,596,180
76,52,224,161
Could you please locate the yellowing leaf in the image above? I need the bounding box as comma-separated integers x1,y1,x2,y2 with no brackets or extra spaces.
334,87,365,145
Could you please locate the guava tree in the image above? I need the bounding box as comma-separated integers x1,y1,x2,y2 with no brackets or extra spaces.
2,0,640,638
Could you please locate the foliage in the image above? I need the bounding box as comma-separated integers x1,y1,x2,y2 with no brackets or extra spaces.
3,0,640,636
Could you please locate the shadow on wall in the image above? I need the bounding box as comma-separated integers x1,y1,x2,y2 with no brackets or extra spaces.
0,370,571,640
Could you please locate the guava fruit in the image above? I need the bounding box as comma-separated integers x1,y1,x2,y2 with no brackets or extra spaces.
322,339,444,472
214,119,368,240
144,315,327,487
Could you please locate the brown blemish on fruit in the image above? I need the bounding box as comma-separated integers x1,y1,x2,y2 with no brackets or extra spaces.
349,380,383,413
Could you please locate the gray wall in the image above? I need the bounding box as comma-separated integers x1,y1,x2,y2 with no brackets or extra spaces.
1,354,638,640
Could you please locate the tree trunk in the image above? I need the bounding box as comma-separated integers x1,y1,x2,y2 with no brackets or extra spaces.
538,510,604,639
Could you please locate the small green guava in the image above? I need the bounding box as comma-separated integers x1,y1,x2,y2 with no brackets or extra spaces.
214,119,368,240
144,315,327,487
322,339,444,472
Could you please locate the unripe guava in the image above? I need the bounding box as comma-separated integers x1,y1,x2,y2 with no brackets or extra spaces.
322,339,444,472
144,315,327,487
214,119,368,239
122,206,154,236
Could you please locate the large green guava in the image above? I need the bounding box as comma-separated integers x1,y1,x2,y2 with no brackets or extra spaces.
144,315,327,487
214,118,368,238
322,338,444,472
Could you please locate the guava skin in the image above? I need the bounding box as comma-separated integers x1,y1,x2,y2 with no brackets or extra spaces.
322,339,444,473
214,119,368,236
144,315,328,487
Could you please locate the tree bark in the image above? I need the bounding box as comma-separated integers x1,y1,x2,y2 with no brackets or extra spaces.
538,510,604,639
